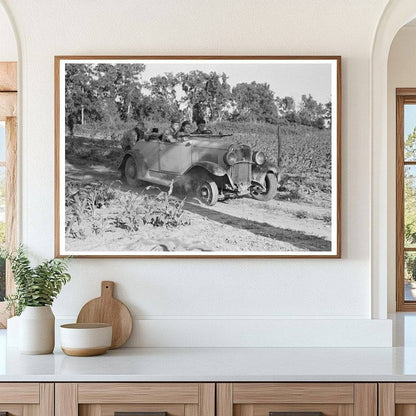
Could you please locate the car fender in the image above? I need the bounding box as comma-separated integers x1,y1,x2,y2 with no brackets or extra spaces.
252,163,278,184
185,161,228,177
118,150,134,170
118,150,149,179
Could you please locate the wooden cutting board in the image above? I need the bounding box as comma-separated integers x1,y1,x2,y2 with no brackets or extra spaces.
76,281,133,349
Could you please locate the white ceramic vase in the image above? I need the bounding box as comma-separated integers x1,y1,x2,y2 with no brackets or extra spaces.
19,306,55,354
6,315,20,347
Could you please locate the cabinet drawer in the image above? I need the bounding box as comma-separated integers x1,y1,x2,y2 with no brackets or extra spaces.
0,383,39,404
78,383,200,404
0,383,53,416
56,383,215,416
217,383,376,416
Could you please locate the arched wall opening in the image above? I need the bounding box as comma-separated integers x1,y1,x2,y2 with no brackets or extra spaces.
387,19,416,313
371,0,416,319
0,2,17,61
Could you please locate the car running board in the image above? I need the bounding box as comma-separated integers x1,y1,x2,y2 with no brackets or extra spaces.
143,174,174,188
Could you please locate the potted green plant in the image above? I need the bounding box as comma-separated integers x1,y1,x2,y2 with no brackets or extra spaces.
1,246,71,354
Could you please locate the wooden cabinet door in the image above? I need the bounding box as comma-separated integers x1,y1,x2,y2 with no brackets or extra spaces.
217,383,377,416
56,383,215,416
378,383,416,416
0,383,53,416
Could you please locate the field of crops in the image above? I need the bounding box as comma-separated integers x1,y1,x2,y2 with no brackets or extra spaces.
212,121,332,205
65,181,191,245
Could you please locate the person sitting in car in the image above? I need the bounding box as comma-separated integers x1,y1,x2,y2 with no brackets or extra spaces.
179,120,193,138
163,118,181,143
146,127,161,141
121,121,146,150
192,119,212,134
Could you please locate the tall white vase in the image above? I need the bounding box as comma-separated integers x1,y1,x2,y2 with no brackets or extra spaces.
6,315,20,347
19,306,55,354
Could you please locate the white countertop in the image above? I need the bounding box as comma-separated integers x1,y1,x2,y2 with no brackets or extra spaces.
1,328,416,382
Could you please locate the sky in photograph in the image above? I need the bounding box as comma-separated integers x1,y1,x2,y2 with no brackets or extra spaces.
405,104,416,139
141,60,333,105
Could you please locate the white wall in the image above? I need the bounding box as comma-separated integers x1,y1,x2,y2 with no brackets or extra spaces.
1,0,393,346
387,25,416,312
0,3,17,61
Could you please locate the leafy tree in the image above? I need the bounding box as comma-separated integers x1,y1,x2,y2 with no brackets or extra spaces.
298,94,324,126
0,257,4,300
405,126,416,161
405,165,416,246
406,253,416,282
232,82,278,123
403,129,416,281
148,73,181,120
284,111,300,124
64,63,335,133
179,70,232,122
276,96,299,124
65,64,99,127
94,63,145,121
65,63,146,131
92,64,122,125
405,129,416,251
276,96,295,116
313,117,325,129
114,64,145,120
203,72,232,122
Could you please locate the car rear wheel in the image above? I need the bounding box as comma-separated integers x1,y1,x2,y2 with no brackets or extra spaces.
197,180,219,206
124,156,140,187
251,172,278,201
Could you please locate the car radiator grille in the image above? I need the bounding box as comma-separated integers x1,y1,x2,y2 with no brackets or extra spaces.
230,162,251,185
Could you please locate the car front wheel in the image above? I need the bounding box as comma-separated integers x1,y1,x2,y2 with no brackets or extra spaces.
124,156,140,187
251,172,278,201
197,180,219,206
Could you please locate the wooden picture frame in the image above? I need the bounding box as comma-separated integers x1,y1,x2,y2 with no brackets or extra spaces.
55,56,341,258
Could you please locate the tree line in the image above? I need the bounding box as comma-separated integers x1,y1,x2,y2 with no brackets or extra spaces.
65,63,332,131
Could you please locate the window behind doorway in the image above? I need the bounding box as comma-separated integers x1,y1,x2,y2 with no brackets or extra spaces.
0,121,5,301
396,90,416,310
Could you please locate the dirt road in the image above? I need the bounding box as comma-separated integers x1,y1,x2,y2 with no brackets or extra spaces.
65,161,332,253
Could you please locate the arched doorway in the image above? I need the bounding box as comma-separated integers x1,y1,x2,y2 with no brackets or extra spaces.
371,0,416,319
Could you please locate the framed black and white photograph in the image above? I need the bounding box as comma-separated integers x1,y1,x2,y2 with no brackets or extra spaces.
55,56,341,258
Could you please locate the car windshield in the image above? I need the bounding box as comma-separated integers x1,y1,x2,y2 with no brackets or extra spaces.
190,133,231,138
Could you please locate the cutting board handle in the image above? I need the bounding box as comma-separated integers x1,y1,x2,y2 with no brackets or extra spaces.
101,281,115,298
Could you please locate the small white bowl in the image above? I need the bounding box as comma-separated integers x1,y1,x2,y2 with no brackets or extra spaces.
60,323,112,356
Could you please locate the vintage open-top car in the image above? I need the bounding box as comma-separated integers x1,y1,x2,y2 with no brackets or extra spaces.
119,132,278,206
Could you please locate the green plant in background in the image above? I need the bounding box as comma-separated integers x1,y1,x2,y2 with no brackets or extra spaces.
0,245,71,316
0,257,5,301
405,165,416,247
0,223,5,246
405,253,416,283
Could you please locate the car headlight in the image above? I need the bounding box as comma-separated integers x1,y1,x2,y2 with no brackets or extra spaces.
224,151,237,166
253,151,265,165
